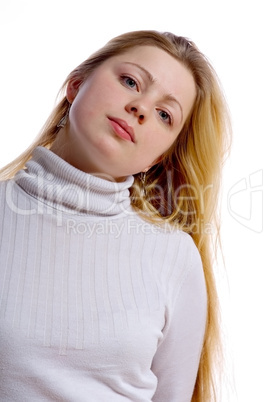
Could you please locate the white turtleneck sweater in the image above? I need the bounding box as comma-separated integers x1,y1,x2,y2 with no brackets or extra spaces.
0,147,207,402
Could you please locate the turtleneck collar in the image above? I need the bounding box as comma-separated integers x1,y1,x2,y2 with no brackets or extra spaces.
14,147,134,217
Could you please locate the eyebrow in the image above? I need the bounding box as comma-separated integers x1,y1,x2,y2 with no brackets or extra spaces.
123,62,155,83
123,62,184,121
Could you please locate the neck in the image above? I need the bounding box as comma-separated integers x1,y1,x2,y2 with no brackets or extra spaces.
14,146,134,217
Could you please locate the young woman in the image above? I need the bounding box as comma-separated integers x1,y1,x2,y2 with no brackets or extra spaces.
0,31,231,401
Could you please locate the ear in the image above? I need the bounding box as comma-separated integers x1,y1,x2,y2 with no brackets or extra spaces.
66,78,82,103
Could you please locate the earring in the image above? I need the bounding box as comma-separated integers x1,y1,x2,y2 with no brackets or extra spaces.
57,104,70,128
140,171,146,197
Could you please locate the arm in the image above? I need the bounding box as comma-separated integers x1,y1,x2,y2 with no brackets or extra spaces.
151,247,207,402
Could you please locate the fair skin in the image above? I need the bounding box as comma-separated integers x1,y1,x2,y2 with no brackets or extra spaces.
51,46,196,182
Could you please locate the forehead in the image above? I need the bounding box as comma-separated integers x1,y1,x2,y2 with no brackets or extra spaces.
108,45,188,77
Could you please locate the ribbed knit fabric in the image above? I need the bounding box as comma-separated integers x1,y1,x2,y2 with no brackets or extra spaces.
0,147,207,402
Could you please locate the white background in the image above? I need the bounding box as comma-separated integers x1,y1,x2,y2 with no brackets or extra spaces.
0,1,267,400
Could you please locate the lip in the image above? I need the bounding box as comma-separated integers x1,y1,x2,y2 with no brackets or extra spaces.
108,117,135,143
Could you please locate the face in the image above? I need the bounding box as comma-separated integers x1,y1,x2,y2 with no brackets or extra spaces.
52,46,196,181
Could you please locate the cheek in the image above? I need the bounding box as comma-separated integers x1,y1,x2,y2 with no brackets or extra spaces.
74,83,117,118
70,90,100,125
147,128,177,154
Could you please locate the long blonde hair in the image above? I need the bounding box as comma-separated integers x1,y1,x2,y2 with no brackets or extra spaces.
0,30,231,401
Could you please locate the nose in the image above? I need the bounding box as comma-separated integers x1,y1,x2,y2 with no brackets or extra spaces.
130,107,144,122
125,101,147,123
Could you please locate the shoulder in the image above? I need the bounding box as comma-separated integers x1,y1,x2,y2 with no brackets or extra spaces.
0,179,8,201
0,179,8,189
132,211,200,260
129,212,203,287
0,176,25,204
129,210,200,256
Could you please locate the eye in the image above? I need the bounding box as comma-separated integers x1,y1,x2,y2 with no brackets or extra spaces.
120,75,139,91
158,110,172,125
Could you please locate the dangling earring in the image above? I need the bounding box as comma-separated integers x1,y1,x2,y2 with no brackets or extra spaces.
140,171,147,197
57,103,71,129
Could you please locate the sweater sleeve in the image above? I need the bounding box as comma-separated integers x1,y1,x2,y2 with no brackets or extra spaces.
151,244,207,402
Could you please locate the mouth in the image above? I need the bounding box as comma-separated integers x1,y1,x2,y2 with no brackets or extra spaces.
108,117,135,143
